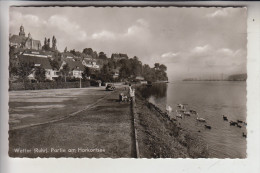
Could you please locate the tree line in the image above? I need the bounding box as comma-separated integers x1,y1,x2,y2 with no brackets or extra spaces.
83,56,168,83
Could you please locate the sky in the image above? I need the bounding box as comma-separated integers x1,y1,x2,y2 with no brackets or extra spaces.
9,7,247,81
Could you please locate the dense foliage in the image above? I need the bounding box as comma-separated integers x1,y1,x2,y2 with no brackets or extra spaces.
81,55,168,83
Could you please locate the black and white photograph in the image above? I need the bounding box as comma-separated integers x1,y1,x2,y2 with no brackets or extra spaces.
8,6,247,158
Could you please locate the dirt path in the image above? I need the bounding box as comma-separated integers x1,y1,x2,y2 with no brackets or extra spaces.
9,87,135,158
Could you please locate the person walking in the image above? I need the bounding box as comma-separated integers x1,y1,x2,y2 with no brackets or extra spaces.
128,84,135,103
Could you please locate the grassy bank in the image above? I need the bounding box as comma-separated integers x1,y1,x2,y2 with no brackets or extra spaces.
9,87,134,158
134,89,209,158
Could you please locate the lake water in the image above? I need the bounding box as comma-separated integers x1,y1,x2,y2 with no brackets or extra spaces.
144,81,247,158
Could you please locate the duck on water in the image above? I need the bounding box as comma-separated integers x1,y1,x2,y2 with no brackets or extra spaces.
223,115,228,121
196,113,206,122
205,125,212,129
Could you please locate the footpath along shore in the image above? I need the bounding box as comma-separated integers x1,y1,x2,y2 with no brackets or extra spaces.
9,85,208,158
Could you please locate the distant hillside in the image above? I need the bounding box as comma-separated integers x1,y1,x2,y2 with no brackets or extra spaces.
228,73,247,81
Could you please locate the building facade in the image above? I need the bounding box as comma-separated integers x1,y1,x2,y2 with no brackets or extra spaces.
9,25,42,50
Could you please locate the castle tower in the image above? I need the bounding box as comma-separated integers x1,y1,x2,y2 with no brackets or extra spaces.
19,25,25,37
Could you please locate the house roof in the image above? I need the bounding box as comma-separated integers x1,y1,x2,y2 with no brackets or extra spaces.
10,35,27,45
64,59,85,71
19,55,52,69
23,49,47,55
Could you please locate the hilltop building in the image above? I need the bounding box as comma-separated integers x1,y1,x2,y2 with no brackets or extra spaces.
111,53,129,61
9,25,42,50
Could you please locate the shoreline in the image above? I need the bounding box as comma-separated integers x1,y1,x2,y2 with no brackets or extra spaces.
134,91,209,158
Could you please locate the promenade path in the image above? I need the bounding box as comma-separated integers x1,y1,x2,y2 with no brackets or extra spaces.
9,86,135,157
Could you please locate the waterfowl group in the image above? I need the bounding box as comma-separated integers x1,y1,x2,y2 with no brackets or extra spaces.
222,115,247,138
164,104,246,138
167,104,247,136
175,104,211,130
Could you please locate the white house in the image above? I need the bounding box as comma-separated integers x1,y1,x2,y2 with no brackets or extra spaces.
82,59,100,69
61,60,85,78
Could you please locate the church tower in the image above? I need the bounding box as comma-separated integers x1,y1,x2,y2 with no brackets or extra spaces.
19,25,25,37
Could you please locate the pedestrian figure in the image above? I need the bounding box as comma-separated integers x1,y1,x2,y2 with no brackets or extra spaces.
128,84,135,103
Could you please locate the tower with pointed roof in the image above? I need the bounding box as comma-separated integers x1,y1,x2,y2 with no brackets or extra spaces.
19,25,25,37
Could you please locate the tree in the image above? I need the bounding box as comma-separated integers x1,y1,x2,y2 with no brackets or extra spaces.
93,51,98,59
119,63,131,79
9,62,18,77
154,63,160,69
99,64,113,82
42,37,51,51
98,52,108,59
34,66,46,82
17,62,34,83
131,56,142,76
159,64,167,72
83,48,93,56
83,66,92,79
60,63,70,82
49,59,60,70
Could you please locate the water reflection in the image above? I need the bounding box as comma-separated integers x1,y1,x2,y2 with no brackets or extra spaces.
138,83,167,99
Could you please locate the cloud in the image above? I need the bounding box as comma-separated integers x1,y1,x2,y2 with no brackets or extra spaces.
217,48,235,57
91,30,115,40
136,18,149,27
89,18,149,41
48,15,87,39
124,18,150,37
192,45,211,54
206,9,229,18
161,52,178,58
9,11,42,28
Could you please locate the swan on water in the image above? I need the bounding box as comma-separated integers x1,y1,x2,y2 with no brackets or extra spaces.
184,111,191,116
166,105,172,113
196,113,206,122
